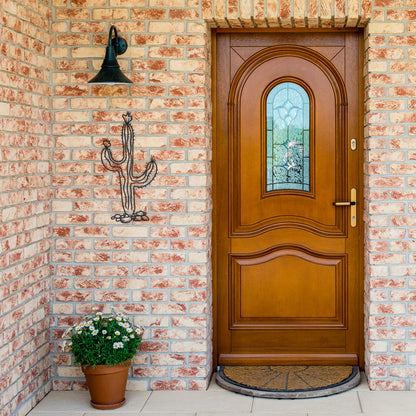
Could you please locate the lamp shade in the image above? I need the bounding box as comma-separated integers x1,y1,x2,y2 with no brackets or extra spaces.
89,26,133,85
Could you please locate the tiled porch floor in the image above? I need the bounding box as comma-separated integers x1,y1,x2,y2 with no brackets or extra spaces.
27,373,416,416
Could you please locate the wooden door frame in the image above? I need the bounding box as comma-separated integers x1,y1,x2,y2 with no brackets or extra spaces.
211,29,365,369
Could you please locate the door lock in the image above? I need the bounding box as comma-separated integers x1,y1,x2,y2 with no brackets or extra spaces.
333,188,357,227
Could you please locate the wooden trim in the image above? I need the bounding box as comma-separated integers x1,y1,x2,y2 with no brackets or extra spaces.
211,31,218,370
358,31,365,369
218,353,359,366
213,28,362,33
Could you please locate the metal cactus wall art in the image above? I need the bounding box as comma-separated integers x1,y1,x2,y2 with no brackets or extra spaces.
101,112,158,223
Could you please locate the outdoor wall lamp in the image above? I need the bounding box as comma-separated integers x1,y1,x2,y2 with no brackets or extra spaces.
89,25,133,84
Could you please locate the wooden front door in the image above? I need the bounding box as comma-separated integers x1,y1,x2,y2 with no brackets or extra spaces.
214,32,363,366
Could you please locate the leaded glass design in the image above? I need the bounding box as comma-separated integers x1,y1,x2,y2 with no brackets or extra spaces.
266,82,310,192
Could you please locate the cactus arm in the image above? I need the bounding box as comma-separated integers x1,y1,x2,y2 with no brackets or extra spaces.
128,157,158,215
101,144,123,172
130,156,158,187
101,142,130,214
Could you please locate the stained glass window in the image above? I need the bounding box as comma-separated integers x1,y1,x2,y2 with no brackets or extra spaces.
266,82,310,192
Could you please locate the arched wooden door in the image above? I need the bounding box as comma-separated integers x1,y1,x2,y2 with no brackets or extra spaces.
214,32,363,366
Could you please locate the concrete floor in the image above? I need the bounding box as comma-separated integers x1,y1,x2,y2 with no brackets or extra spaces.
27,374,416,416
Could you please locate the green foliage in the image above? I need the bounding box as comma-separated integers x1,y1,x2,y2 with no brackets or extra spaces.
62,309,143,367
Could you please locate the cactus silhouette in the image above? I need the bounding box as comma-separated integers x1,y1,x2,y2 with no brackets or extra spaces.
101,112,158,223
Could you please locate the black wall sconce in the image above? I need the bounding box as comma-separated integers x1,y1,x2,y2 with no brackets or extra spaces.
89,25,133,84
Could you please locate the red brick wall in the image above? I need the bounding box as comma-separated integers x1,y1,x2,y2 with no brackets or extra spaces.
50,0,213,391
363,6,416,391
3,2,416,413
0,0,53,415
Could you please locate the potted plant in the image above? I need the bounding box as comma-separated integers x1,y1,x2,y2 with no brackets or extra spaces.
62,308,144,410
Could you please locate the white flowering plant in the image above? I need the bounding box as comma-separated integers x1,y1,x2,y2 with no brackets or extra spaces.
62,309,144,367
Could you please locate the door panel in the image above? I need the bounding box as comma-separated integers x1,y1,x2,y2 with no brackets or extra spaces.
233,50,343,236
214,32,363,366
232,250,343,322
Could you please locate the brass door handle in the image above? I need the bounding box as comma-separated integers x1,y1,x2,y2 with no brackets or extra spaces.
333,188,357,227
333,201,356,206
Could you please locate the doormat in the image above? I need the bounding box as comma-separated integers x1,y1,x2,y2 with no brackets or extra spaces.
216,365,360,399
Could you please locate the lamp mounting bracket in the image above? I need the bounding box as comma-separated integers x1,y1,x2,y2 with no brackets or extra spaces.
114,37,127,55
109,25,128,56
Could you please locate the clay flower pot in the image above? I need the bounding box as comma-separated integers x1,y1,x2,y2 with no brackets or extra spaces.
82,360,130,410
62,309,144,408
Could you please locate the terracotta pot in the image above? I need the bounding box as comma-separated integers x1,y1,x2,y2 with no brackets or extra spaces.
82,360,130,410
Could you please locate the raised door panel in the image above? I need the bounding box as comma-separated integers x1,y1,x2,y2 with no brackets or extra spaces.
230,248,346,327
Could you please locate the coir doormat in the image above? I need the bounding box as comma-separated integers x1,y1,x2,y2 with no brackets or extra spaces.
216,365,360,398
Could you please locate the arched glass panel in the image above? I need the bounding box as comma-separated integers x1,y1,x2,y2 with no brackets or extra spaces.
266,82,310,192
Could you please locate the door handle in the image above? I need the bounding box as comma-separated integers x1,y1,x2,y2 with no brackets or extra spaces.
333,201,355,206
333,188,357,227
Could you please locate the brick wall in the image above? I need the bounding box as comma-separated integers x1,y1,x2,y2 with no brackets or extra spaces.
3,1,416,414
363,2,416,390
50,0,213,391
0,0,53,415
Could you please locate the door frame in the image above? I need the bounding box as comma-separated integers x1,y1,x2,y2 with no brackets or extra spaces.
211,28,365,369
